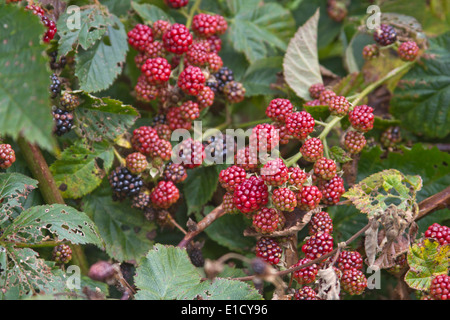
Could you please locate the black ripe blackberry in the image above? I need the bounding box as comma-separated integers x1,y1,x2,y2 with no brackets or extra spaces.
373,24,397,46
49,51,67,70
213,67,234,93
187,242,205,267
152,113,167,126
108,166,144,201
205,75,219,93
131,190,151,210
52,107,74,136
50,74,61,99
203,134,236,163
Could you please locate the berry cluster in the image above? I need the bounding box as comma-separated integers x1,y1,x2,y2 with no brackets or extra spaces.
25,4,57,43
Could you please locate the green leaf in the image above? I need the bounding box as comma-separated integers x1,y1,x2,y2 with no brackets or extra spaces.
57,6,110,56
228,2,295,63
183,165,221,215
0,172,38,224
0,5,55,151
131,2,173,23
49,141,114,199
283,9,323,101
2,204,103,247
241,57,283,97
82,182,155,262
404,239,450,291
390,32,450,139
134,244,262,300
75,15,128,93
0,246,66,299
73,91,139,142
329,146,353,164
197,207,254,254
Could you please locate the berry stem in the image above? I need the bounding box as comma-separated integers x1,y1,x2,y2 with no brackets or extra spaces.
113,147,126,167
185,0,202,29
16,136,90,275
285,151,303,167
314,120,328,127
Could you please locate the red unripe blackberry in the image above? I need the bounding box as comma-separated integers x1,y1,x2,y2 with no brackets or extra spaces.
301,231,334,260
344,130,366,154
380,126,402,149
234,146,260,172
163,23,193,54
265,99,294,123
141,57,172,85
373,24,397,46
0,144,16,169
153,20,171,39
272,188,297,212
178,66,206,96
223,81,246,103
204,35,222,53
292,258,318,285
318,175,345,205
143,40,166,60
309,211,333,235
167,107,192,131
219,165,247,192
192,13,218,38
223,192,239,214
164,162,188,184
127,24,153,52
233,176,269,214
309,83,326,99
149,138,172,162
398,41,419,61
52,244,72,264
207,53,223,73
134,75,160,102
285,111,315,140
25,5,57,43
215,15,228,35
255,237,282,265
273,122,293,145
429,274,450,300
300,138,324,162
261,158,288,187
340,268,367,295
337,251,364,271
108,166,144,201
252,207,285,234
174,138,205,169
318,90,337,106
155,123,172,141
126,152,148,175
196,86,215,110
185,42,210,67
132,126,159,156
313,157,337,180
304,99,321,106
88,261,116,283
179,100,200,121
150,180,180,209
348,105,374,132
287,167,308,190
164,0,189,9
249,123,279,152
329,96,350,117
327,0,347,22
297,185,322,211
60,91,81,111
294,286,319,300
362,44,379,60
424,223,450,246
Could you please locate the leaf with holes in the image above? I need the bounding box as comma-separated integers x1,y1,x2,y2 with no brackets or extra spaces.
73,91,139,142
49,141,114,199
404,239,450,291
1,204,103,247
283,9,322,101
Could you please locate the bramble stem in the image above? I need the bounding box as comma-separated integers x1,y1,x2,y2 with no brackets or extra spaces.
186,0,202,29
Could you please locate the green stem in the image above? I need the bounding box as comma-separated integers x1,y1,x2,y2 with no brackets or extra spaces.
235,118,272,129
16,137,90,275
113,147,126,166
314,120,328,127
285,151,302,167
3,241,64,248
186,0,202,29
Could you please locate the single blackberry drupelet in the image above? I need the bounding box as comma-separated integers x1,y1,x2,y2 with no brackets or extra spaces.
108,166,144,201
52,107,74,136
